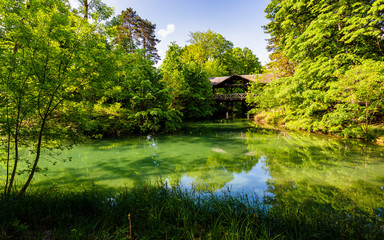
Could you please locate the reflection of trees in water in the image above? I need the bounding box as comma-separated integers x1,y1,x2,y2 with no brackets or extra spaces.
132,121,262,192
246,128,384,226
167,150,260,193
162,123,261,192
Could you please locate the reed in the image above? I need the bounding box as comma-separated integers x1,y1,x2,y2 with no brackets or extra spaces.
0,185,382,239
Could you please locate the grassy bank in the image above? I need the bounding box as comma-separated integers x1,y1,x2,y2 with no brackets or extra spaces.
252,111,384,142
0,185,383,239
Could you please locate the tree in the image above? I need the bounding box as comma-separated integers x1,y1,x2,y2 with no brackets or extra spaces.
78,48,182,136
182,30,262,77
136,18,160,62
222,47,263,75
115,8,139,53
161,43,215,119
115,8,160,63
187,30,234,61
249,0,384,137
322,60,384,138
0,0,111,195
76,0,114,21
265,37,296,78
183,30,233,77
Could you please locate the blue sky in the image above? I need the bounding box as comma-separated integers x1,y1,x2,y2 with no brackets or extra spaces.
70,0,271,66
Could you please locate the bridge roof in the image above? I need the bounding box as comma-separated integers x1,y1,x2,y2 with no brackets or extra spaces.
209,74,272,86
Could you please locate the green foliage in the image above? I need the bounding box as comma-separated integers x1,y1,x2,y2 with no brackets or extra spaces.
188,30,234,61
182,32,230,77
161,43,215,119
264,36,296,78
182,30,262,77
114,8,160,62
0,0,111,195
0,187,266,239
77,48,182,136
223,47,263,75
75,0,114,21
0,0,181,195
1,183,383,239
250,0,384,139
322,60,384,139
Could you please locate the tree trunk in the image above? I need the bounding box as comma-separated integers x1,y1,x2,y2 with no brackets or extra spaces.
7,105,21,195
4,104,11,195
19,116,47,196
84,1,89,20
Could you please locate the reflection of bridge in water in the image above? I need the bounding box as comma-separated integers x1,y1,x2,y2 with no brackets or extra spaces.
209,74,271,118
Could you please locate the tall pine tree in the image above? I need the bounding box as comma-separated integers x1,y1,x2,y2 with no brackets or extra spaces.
115,8,160,63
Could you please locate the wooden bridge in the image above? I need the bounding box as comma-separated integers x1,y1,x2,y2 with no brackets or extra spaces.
209,74,271,118
214,93,247,101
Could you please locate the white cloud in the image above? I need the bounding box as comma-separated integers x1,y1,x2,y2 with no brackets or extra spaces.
157,24,175,40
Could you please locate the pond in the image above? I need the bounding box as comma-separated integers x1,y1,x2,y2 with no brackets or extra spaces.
33,120,270,195
7,120,384,212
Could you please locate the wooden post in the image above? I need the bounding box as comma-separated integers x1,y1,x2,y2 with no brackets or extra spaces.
231,101,234,119
237,99,249,119
226,101,229,120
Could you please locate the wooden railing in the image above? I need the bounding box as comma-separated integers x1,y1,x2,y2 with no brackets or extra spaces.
214,93,247,101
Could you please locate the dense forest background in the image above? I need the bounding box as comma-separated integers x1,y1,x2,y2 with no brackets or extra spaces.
247,0,384,140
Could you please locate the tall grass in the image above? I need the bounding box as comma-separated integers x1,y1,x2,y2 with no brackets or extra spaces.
0,185,383,239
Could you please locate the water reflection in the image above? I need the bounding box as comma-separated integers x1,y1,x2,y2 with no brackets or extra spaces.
3,121,383,236
222,157,270,196
7,121,384,214
22,121,260,192
245,127,384,227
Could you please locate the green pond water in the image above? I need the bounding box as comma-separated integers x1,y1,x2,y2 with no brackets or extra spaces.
3,121,384,212
31,120,270,194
